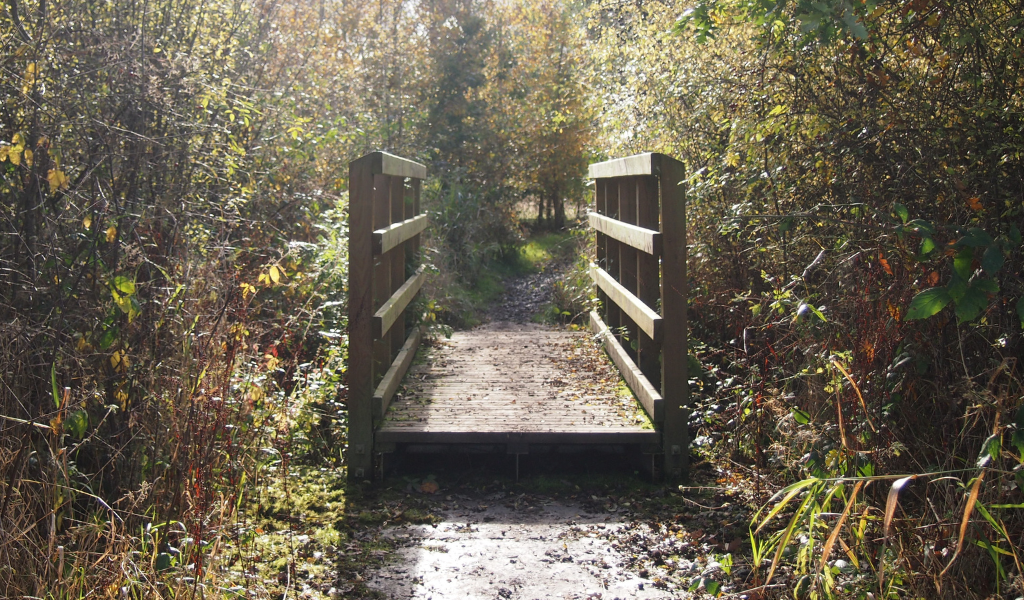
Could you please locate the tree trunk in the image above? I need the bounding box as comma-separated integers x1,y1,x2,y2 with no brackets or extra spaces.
553,189,565,229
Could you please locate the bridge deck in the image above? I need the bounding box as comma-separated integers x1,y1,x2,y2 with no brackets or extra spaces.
376,323,659,448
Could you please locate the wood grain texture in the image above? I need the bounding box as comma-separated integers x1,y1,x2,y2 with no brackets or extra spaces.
588,152,659,179
373,326,423,421
346,154,376,478
368,151,428,180
658,155,689,478
590,311,663,423
636,175,661,389
588,212,662,256
589,265,662,342
373,265,426,339
377,325,657,447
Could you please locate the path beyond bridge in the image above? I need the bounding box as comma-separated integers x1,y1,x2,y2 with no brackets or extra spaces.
346,151,689,481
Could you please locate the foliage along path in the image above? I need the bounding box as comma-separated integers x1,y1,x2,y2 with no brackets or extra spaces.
215,252,777,600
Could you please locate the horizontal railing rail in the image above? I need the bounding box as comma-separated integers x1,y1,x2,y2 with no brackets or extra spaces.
347,151,427,480
587,152,690,478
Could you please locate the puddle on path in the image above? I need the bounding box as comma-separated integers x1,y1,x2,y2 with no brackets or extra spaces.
366,500,678,600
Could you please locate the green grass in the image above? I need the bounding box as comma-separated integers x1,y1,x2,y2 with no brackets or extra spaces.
514,231,578,272
430,230,582,328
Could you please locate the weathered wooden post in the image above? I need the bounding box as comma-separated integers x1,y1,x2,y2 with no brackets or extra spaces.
347,151,427,481
587,152,689,479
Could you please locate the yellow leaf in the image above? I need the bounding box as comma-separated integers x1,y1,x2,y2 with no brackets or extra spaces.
23,149,32,167
110,350,130,373
48,169,68,193
106,226,117,243
83,214,92,229
269,265,281,284
0,147,8,162
8,146,21,166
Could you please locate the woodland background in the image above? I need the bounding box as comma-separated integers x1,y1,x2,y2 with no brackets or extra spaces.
1,0,1022,597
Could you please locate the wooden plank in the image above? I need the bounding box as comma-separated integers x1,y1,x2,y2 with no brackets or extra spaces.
346,154,376,480
372,174,392,388
594,179,610,337
363,151,427,180
373,326,423,421
588,213,662,256
376,430,659,446
618,177,639,362
588,152,659,179
373,265,426,339
605,179,621,331
636,175,661,389
374,214,428,256
590,311,664,423
590,264,662,342
390,177,406,358
659,154,689,479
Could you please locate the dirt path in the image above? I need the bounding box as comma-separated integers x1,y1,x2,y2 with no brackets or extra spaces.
218,238,765,600
354,256,755,599
366,494,675,599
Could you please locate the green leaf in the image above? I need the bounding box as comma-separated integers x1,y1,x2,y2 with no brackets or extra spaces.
66,409,88,439
919,236,936,256
687,353,702,375
958,228,994,248
792,408,811,424
906,219,935,235
1016,296,1024,329
955,284,989,322
705,579,721,595
156,552,172,571
981,245,1004,276
113,276,136,295
98,326,118,350
977,433,1000,466
905,287,951,320
1009,225,1022,246
892,203,909,224
1011,429,1024,458
953,247,974,279
51,363,61,408
947,275,968,302
972,278,999,294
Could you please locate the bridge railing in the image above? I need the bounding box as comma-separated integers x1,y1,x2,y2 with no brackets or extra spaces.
347,151,428,480
587,152,689,477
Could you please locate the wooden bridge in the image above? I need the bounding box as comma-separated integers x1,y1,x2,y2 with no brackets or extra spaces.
346,151,689,480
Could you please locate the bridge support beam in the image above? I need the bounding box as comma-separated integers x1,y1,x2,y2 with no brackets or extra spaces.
659,157,689,480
